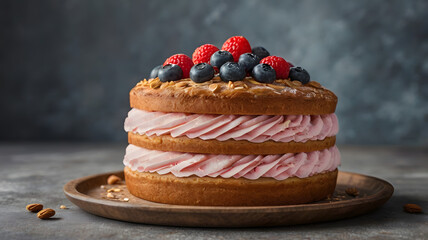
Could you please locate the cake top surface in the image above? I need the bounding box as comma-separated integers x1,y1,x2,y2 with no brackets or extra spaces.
134,76,335,100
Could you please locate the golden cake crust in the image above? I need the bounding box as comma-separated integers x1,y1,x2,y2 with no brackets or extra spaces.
128,132,336,155
130,76,337,115
125,167,338,206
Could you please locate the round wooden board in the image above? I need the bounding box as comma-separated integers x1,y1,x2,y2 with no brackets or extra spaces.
64,171,393,227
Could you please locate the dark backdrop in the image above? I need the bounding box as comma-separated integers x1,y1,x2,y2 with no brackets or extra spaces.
1,0,427,145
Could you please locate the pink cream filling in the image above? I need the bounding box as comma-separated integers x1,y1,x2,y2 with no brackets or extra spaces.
123,145,340,180
124,108,339,143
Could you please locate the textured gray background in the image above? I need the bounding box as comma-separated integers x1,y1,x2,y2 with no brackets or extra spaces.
1,0,427,145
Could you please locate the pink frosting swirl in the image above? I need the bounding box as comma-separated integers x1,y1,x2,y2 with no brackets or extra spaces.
124,108,338,143
123,145,340,180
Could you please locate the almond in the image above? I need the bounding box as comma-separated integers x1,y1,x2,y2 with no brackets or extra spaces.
60,205,68,209
211,76,221,81
403,204,423,213
149,81,162,89
175,81,188,88
107,188,121,193
37,208,55,219
248,79,262,85
267,84,285,90
250,88,270,95
282,79,293,87
26,203,43,213
291,80,302,87
208,84,220,93
227,81,235,89
159,82,170,89
345,187,359,197
136,80,146,87
307,81,321,88
107,175,121,185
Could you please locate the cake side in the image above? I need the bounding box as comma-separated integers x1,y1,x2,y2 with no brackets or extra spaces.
128,133,336,154
130,77,337,115
125,167,338,206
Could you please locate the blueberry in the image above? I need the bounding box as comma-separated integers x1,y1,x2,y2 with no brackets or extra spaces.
238,53,260,73
251,63,276,83
219,62,246,82
158,64,183,82
189,63,215,83
289,67,310,84
210,50,234,70
252,46,270,60
149,65,162,79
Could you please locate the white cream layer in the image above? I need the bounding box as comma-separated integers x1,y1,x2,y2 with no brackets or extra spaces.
124,145,340,180
124,108,338,143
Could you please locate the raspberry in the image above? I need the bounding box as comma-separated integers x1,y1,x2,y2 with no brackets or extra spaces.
260,56,291,79
163,54,194,78
221,36,251,62
192,44,219,65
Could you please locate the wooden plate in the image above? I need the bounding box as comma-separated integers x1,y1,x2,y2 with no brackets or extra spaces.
64,171,393,227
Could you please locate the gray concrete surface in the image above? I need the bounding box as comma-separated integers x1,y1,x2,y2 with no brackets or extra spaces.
0,143,427,239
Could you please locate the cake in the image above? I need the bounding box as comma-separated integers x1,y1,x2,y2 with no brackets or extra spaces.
123,36,340,206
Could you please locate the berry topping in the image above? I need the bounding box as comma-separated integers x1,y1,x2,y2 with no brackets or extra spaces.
289,67,310,84
221,36,251,62
238,53,260,73
260,56,291,79
189,63,215,83
210,50,234,70
192,44,219,65
149,65,162,79
158,64,183,82
163,54,194,78
252,46,270,60
251,63,276,84
219,62,246,82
